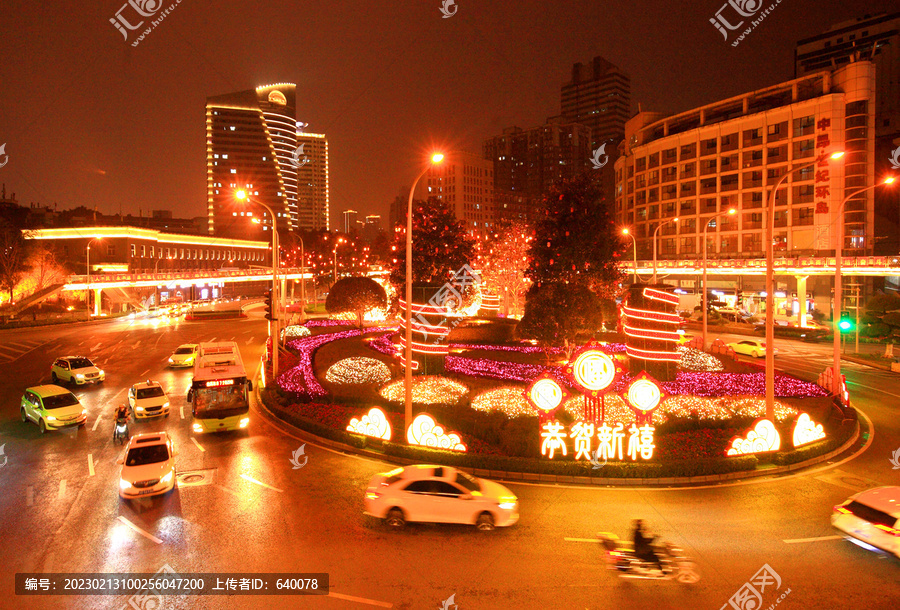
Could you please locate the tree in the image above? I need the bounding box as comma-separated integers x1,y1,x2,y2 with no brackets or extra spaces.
526,172,623,299
515,282,603,360
389,197,476,288
18,242,69,296
478,220,532,317
0,227,28,305
325,276,387,328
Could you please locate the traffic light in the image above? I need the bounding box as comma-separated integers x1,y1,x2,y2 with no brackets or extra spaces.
264,289,274,321
838,311,853,333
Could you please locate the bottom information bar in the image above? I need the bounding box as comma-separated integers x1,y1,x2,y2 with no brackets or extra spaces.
16,573,329,596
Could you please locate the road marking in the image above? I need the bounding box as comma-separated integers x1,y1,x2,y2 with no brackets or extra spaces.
92,414,102,431
58,480,66,499
133,340,141,349
208,337,217,343
327,592,393,608
245,338,253,345
88,454,95,476
239,473,283,493
117,516,163,544
564,537,601,543
139,369,150,377
783,535,843,544
215,483,241,498
191,437,205,452
845,381,900,400
180,406,185,419
90,342,101,351
26,486,33,506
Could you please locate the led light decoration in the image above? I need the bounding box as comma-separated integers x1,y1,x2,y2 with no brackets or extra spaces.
281,325,311,340
623,372,665,424
570,349,617,394
445,355,552,383
792,412,826,448
406,413,466,452
325,357,392,385
726,419,781,455
347,407,392,440
677,346,724,372
525,374,568,417
380,376,468,406
623,285,682,378
539,419,656,461
471,387,533,418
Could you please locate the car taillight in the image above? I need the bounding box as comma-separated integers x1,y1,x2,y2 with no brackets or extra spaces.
833,505,851,515
874,524,900,536
761,342,767,347
365,492,381,500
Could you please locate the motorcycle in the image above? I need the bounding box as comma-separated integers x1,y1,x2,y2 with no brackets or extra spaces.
598,532,700,584
113,418,129,445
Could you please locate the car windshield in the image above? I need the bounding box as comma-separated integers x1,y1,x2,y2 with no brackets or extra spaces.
41,393,80,409
125,445,170,466
175,347,194,355
847,500,898,529
193,384,248,417
455,471,482,493
67,358,94,369
136,387,165,399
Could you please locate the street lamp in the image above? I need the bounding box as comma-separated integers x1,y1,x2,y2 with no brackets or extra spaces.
652,217,678,283
831,175,896,401
702,208,737,351
236,189,280,377
621,228,638,284
333,237,345,284
405,152,445,432
764,151,844,420
86,237,102,317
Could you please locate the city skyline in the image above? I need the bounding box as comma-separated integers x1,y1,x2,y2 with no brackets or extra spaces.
0,2,896,230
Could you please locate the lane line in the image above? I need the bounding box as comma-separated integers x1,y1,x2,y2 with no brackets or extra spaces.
245,338,253,345
58,480,66,499
117,516,163,544
844,381,900,400
239,473,283,493
180,406,185,419
783,535,843,544
564,537,601,543
88,454,95,476
208,337,217,343
92,414,102,431
90,342,101,351
327,592,393,608
191,437,205,452
26,486,33,506
139,368,150,377
133,340,141,349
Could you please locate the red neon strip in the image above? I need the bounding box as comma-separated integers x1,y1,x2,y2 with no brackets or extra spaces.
398,355,420,370
642,288,680,305
622,306,682,324
398,300,447,314
398,320,451,336
625,346,680,361
623,325,681,342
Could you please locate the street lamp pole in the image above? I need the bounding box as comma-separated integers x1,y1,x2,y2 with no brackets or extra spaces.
832,177,895,401
85,237,102,318
237,191,279,377
652,217,678,283
764,151,844,420
621,228,638,284
702,208,736,351
333,238,344,284
299,236,306,322
404,153,444,433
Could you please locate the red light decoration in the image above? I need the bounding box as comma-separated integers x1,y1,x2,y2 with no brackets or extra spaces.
642,287,680,306
623,285,681,377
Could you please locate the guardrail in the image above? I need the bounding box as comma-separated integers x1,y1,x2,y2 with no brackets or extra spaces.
624,255,900,275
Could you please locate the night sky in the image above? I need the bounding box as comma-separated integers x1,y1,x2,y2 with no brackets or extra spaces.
0,0,895,228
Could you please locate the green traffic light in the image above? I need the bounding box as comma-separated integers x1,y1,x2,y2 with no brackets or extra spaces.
838,320,852,331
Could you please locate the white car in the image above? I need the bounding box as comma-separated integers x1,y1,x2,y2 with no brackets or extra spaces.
727,339,777,358
50,356,105,385
20,385,87,433
118,432,177,499
832,486,900,558
167,344,199,368
364,465,519,531
127,381,170,419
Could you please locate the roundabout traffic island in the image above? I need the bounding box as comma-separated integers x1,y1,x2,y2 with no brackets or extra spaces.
260,317,858,486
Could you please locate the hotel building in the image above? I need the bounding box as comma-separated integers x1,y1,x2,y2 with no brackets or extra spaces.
426,151,495,238
615,62,878,314
296,130,330,231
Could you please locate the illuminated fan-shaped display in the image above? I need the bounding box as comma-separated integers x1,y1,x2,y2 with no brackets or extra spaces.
792,412,825,448
325,357,392,385
347,407,392,440
406,413,466,452
379,376,468,406
726,419,780,455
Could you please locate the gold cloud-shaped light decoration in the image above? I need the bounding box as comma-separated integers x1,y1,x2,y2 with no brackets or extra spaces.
406,413,467,452
792,412,825,448
347,407,392,441
726,418,780,455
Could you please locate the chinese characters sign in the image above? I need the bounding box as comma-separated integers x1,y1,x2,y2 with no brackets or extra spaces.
540,420,655,461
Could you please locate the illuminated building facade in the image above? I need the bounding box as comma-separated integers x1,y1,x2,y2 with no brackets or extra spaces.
206,83,301,239
426,151,495,238
342,209,358,234
615,62,878,315
295,130,330,231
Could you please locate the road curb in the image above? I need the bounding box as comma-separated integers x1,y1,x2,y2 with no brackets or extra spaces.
840,354,894,372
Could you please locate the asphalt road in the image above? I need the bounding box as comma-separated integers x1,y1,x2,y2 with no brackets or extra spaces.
0,317,898,609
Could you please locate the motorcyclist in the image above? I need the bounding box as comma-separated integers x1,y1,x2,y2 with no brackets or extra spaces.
114,404,130,441
632,519,664,573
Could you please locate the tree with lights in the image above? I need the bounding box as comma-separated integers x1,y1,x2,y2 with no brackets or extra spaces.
0,227,28,305
389,197,476,287
516,282,603,360
326,276,387,329
478,220,532,317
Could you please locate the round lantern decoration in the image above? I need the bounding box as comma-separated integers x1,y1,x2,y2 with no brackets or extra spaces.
622,372,666,424
570,348,617,395
525,373,568,417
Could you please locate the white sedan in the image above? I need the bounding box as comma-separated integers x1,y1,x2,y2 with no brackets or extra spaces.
727,339,777,358
832,486,900,558
127,381,170,419
364,465,518,531
167,344,199,368
118,432,177,499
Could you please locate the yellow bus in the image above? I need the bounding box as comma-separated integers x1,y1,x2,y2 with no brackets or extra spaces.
187,342,253,433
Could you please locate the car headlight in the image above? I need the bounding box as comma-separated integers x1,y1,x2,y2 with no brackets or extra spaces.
192,423,203,432
160,471,174,484
239,417,249,428
497,496,517,510
81,409,87,416
168,357,175,363
46,416,57,421
162,402,170,409
185,357,193,364
136,407,144,412
76,374,85,379
99,370,105,376
119,478,132,490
